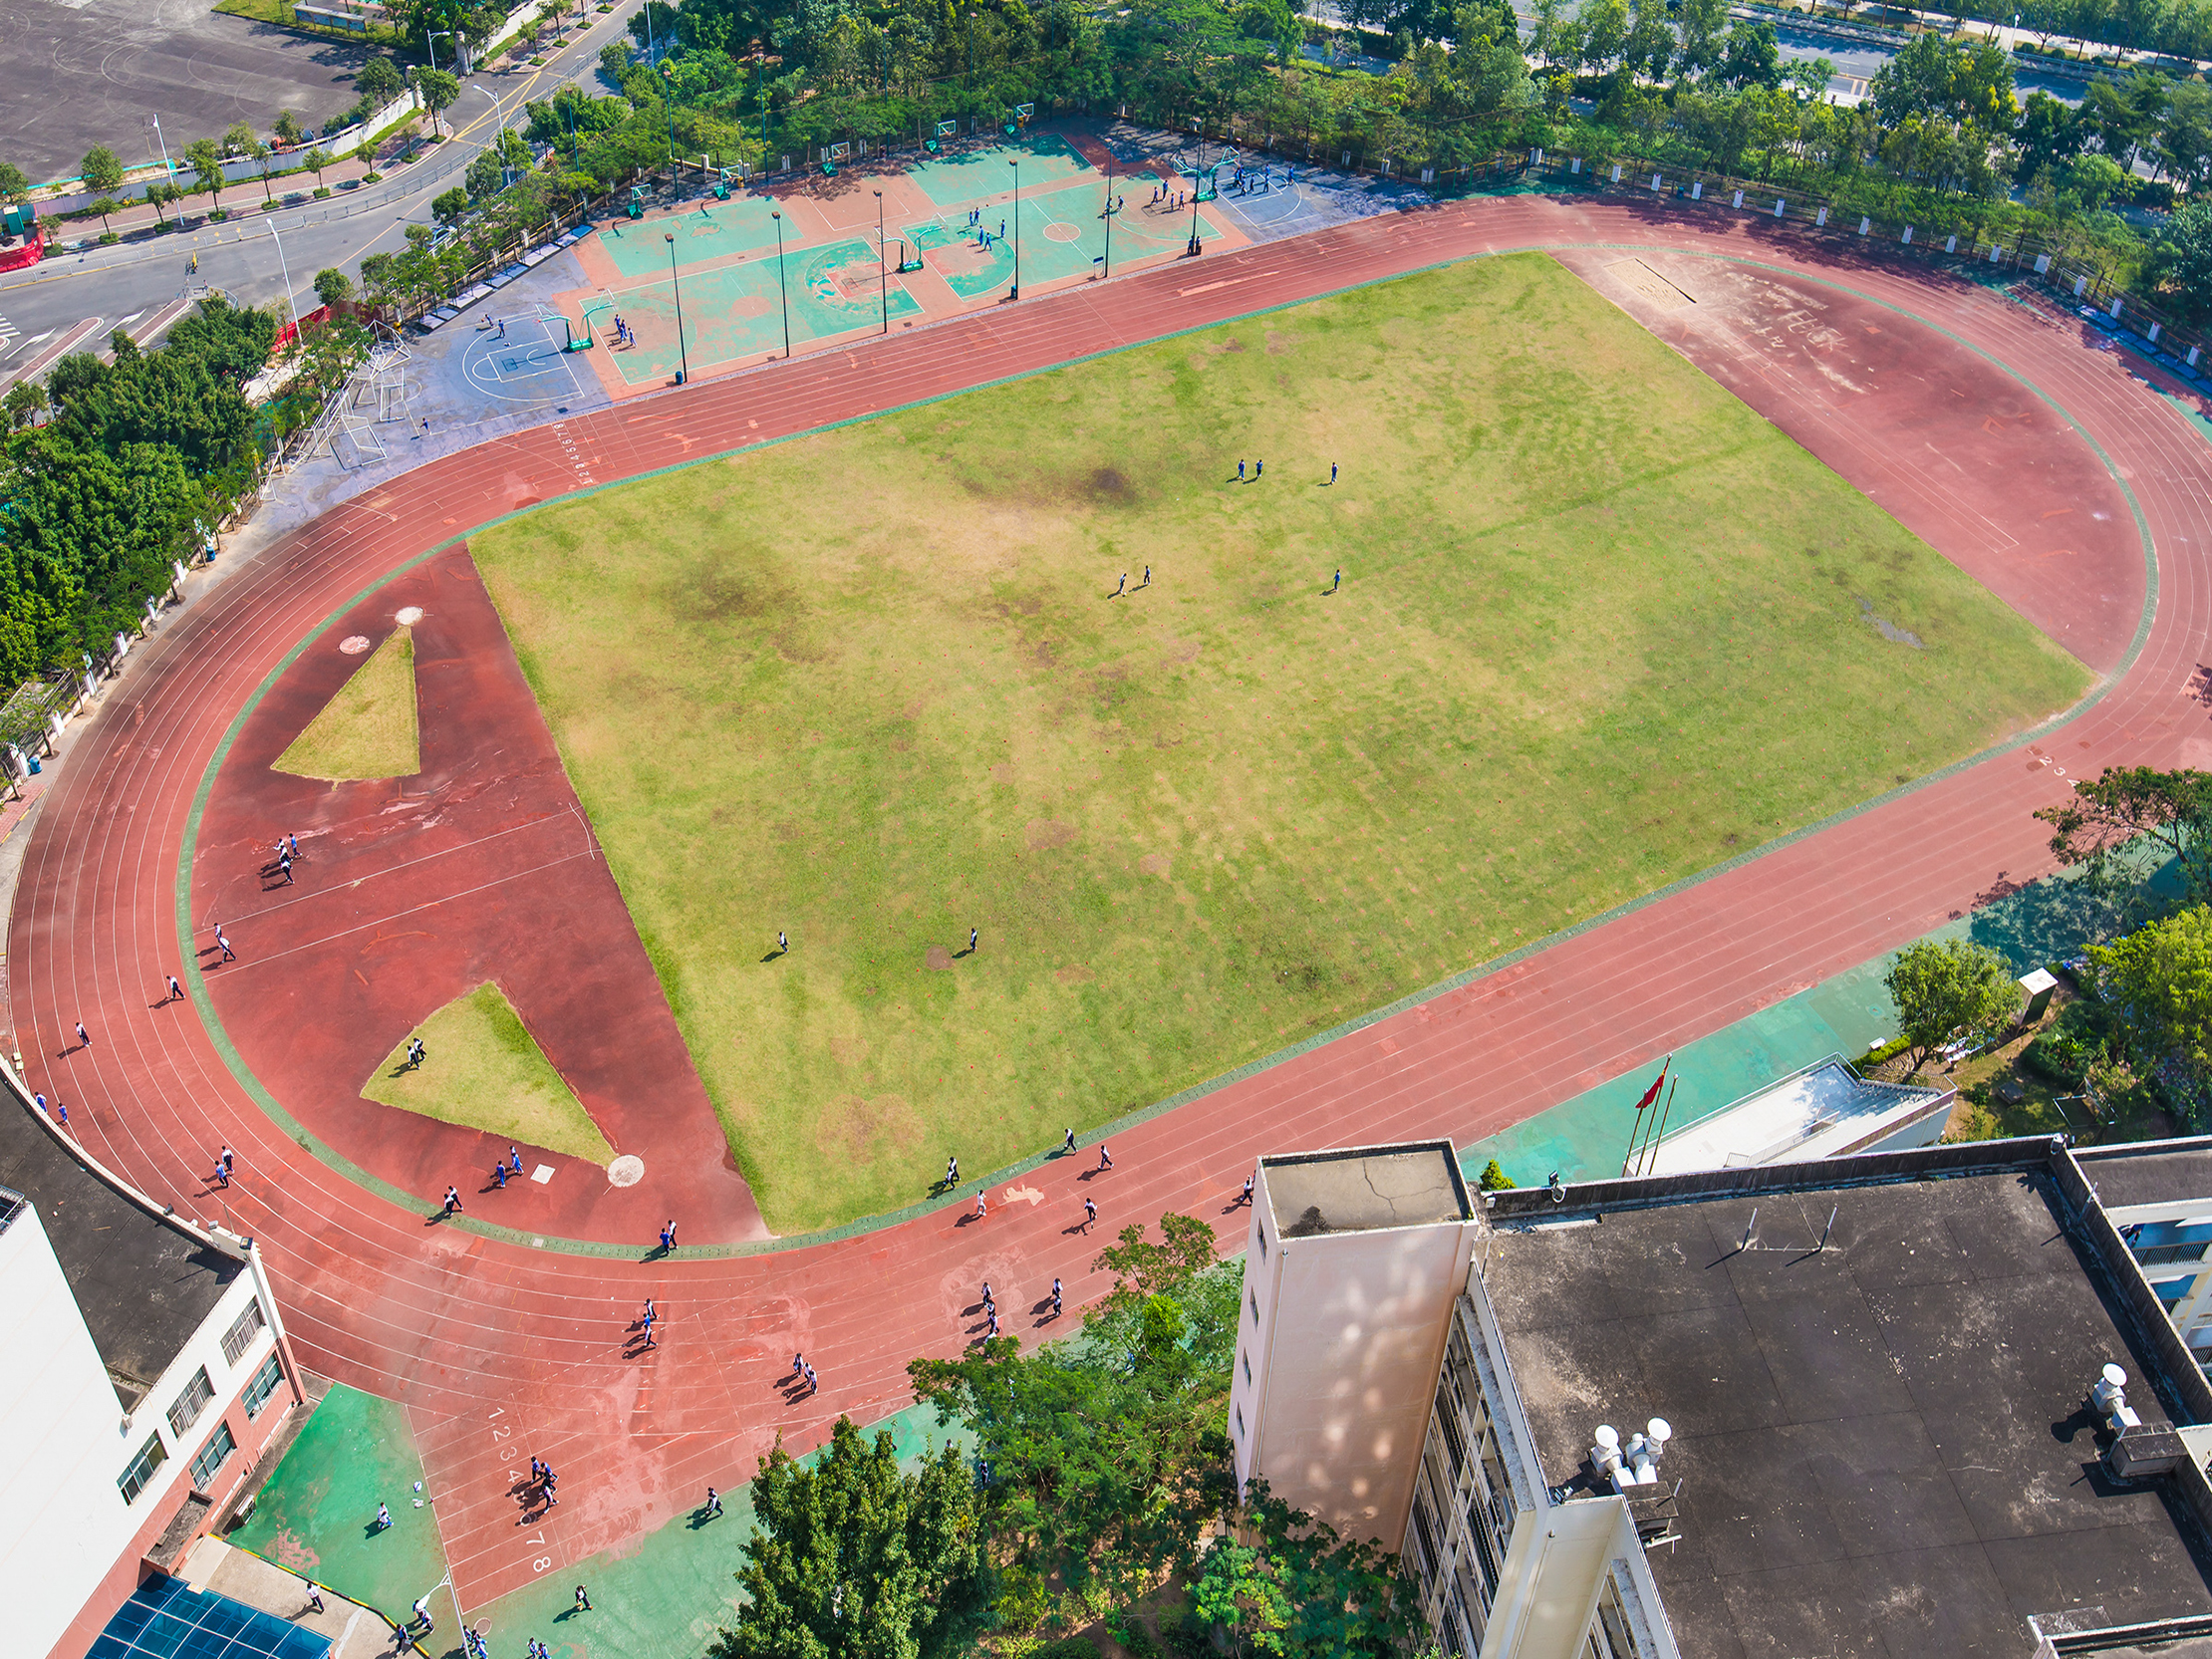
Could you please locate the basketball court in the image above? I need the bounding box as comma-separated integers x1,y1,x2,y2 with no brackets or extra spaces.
557,125,1241,400
455,308,585,413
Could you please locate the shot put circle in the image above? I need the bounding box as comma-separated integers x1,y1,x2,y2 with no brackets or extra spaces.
608,1154,646,1187
1043,221,1082,241
395,607,424,626
340,635,372,655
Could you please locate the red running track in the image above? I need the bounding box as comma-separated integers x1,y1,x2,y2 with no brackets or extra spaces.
13,190,2212,1611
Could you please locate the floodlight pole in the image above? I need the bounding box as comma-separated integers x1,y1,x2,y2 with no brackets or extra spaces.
771,208,790,358
874,188,887,334
1187,174,1203,257
1008,156,1019,300
1101,151,1113,280
665,232,688,384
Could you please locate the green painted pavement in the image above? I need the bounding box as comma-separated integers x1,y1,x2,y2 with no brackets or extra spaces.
907,133,1093,207
467,1401,974,1656
1463,857,2170,1187
599,197,787,278
228,1385,445,1618
612,238,926,384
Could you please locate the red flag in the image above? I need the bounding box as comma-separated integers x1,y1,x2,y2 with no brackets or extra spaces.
1634,1057,1671,1112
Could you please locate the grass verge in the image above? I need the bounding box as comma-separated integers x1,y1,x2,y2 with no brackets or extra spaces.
274,626,418,781
361,981,614,1165
471,251,2090,1234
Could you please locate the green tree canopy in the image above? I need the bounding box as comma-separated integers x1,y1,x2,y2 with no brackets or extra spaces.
1884,938,2021,1074
2090,906,2212,1089
80,145,125,196
356,54,406,104
2036,765,2212,906
707,1416,993,1659
313,266,354,307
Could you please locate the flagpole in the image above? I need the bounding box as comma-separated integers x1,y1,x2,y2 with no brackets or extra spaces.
1619,1056,1672,1178
1638,1078,1681,1178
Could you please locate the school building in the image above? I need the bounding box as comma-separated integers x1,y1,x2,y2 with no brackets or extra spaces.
0,1077,307,1659
1229,1136,2212,1657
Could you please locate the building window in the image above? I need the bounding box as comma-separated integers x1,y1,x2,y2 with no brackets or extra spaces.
1235,1406,1245,1441
243,1353,285,1419
166,1367,214,1437
1243,1349,1252,1386
1587,1571,1644,1658
1248,1286,1259,1323
188,1421,237,1491
1257,1225,1267,1261
118,1434,166,1506
220,1300,267,1367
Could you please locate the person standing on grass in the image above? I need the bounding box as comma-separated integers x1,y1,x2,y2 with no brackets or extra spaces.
1061,1127,1076,1155
1116,572,1126,596
968,927,977,955
946,1152,959,1189
1330,461,1337,484
1143,565,1151,586
1332,568,1342,593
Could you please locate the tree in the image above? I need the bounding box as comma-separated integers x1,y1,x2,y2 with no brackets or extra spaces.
415,67,462,137
629,0,683,54
601,40,636,83
2,382,46,430
1240,1479,1423,1656
356,54,406,105
2154,198,2212,318
2063,150,2131,211
273,109,305,147
185,138,226,208
81,145,125,201
246,137,275,201
303,146,332,188
359,251,400,302
89,198,120,236
1621,0,1672,83
223,121,257,159
0,161,31,208
1717,21,1783,91
1192,1539,1290,1657
313,267,354,307
354,139,380,180
145,180,183,227
1574,0,1628,75
1092,1211,1218,1311
432,185,471,225
2037,766,2212,905
1675,0,1728,74
2089,906,2212,1089
1478,1158,1515,1191
2015,89,2083,181
706,1417,993,1659
1884,938,2021,1074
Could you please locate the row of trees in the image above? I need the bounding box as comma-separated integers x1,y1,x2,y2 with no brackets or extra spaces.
0,303,276,691
707,1215,1419,1657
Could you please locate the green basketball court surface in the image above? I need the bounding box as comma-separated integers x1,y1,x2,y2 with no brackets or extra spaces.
599,197,785,278
906,132,1094,205
606,237,927,384
907,177,1222,298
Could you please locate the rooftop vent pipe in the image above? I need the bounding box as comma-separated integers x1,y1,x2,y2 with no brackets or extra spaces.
2092,1363,2141,1433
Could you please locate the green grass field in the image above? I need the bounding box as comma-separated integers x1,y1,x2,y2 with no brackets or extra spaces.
274,627,418,780
360,981,614,1165
471,252,2089,1235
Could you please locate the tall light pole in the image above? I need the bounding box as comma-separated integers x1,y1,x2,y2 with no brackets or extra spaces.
771,207,790,359
145,116,173,182
264,220,301,332
1187,169,1203,257
1007,156,1019,300
664,231,689,384
1100,151,1114,281
874,188,887,335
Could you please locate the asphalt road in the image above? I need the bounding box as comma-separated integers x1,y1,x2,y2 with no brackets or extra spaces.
0,3,636,374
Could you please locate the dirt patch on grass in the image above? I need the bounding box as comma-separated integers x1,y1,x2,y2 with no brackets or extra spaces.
1138,853,1172,879
989,762,1015,783
1027,818,1076,850
925,945,956,970
829,1035,868,1067
1087,467,1136,504
819,1092,922,1157
1057,965,1094,984
1265,330,1288,355
1219,337,1245,353
1162,639,1202,667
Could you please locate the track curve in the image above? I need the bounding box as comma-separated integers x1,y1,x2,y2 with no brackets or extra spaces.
15,190,2212,1608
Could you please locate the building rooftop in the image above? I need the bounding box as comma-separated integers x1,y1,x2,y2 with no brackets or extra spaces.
2080,1137,2212,1213
0,1099,243,1409
1639,1056,1953,1177
1484,1162,2212,1659
1261,1142,1470,1239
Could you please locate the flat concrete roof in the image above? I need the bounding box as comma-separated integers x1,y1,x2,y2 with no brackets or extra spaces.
1643,1057,1951,1176
1486,1169,2212,1658
2081,1138,2212,1213
1261,1142,1470,1239
0,1101,242,1409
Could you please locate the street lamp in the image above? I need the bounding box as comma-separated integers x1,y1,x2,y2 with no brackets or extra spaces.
664,231,688,384
1007,156,1019,300
873,188,887,335
1187,173,1203,257
265,220,301,333
771,207,791,359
